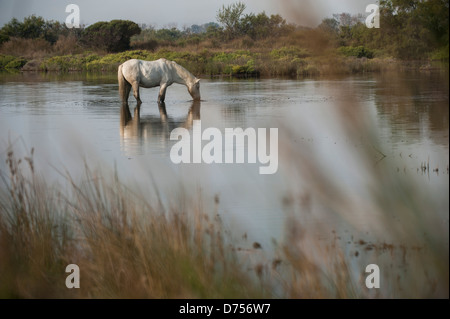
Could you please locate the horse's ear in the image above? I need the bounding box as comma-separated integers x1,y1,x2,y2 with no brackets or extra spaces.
195,78,200,84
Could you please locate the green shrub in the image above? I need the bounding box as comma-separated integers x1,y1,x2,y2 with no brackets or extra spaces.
5,57,26,69
431,44,449,61
41,54,104,71
0,55,15,69
337,46,374,59
270,46,310,60
0,55,27,70
85,59,116,72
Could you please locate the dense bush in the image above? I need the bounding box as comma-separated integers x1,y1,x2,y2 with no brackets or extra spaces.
337,46,374,58
216,1,293,40
81,20,141,52
270,47,310,60
0,54,26,69
41,53,100,71
320,0,449,60
0,15,66,45
0,37,52,58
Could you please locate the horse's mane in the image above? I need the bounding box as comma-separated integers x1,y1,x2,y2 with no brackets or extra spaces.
166,59,196,83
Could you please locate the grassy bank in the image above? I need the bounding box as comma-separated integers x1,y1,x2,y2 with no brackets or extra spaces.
0,48,414,78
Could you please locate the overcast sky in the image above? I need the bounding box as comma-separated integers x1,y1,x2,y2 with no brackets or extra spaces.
0,0,374,28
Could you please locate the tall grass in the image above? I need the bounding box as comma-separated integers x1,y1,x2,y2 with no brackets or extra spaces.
0,147,270,298
0,37,52,59
0,146,358,298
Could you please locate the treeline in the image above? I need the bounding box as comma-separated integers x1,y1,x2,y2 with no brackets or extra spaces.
0,0,448,73
0,15,68,44
319,0,449,59
115,3,294,52
0,16,140,53
133,0,449,60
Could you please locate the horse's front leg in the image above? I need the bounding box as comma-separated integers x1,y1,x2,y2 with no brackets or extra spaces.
132,82,142,105
158,83,168,103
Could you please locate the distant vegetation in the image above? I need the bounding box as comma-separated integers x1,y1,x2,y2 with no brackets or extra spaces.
81,20,141,52
0,0,448,75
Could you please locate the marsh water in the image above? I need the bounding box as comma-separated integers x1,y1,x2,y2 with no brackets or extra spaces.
0,70,448,255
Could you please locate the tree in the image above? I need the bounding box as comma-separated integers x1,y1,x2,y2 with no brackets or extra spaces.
216,1,246,39
205,23,222,39
82,20,141,52
239,12,288,40
0,18,20,43
378,0,448,58
21,15,45,38
0,15,70,45
416,0,449,45
154,27,183,42
319,18,339,34
42,21,66,44
319,0,449,59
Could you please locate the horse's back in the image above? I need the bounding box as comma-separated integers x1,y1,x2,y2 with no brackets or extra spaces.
121,58,167,88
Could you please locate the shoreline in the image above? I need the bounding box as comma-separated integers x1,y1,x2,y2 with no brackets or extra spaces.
2,49,448,78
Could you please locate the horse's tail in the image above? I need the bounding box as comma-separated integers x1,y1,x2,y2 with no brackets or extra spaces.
118,63,131,104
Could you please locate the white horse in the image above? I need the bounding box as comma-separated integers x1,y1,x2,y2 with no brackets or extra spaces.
118,58,201,104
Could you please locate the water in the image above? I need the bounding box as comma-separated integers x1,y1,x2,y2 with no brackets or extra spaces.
0,71,448,250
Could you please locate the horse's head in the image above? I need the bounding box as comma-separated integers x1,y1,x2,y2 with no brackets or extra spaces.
188,78,201,101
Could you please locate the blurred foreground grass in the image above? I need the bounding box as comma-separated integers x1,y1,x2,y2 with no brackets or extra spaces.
0,139,447,298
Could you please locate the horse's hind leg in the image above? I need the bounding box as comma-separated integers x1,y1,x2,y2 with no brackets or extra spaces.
123,82,131,104
118,69,131,104
132,82,142,105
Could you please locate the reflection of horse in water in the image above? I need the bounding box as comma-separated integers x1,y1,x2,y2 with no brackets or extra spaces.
118,58,201,104
120,101,200,156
